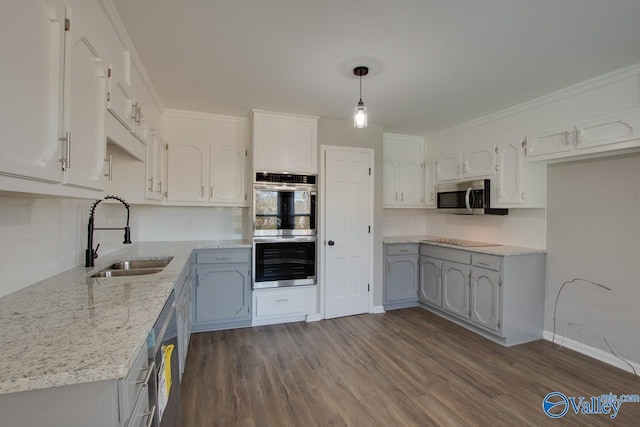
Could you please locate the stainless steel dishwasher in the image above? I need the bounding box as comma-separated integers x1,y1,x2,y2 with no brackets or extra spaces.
148,290,180,427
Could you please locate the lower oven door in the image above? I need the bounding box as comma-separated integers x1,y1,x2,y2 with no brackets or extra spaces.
253,237,316,289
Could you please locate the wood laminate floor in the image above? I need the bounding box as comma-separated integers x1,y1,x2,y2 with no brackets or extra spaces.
179,308,639,426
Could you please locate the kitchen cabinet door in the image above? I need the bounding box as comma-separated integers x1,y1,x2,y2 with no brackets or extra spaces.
441,261,470,319
0,0,64,184
419,256,441,306
496,139,524,205
423,160,436,207
210,144,248,205
383,159,399,206
470,268,501,333
166,140,210,202
436,152,462,182
575,108,640,150
195,265,251,324
463,144,496,178
252,111,318,174
398,160,423,206
62,4,107,191
524,126,573,158
384,255,418,305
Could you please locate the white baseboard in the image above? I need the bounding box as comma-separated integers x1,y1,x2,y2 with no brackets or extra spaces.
542,330,640,375
371,305,385,314
306,313,322,322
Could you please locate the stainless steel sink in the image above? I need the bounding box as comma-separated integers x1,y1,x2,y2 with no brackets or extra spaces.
92,268,164,278
107,258,172,270
91,257,172,278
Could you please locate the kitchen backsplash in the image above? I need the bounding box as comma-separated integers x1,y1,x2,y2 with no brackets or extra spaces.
0,196,248,298
384,207,546,249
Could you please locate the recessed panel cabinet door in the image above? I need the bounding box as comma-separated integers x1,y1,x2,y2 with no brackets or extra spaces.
195,266,250,323
0,0,64,183
210,145,246,205
385,257,418,303
399,160,422,205
496,140,524,205
62,5,107,190
470,268,501,333
463,145,496,178
419,256,441,306
436,152,462,182
166,140,209,201
441,261,470,319
383,159,398,206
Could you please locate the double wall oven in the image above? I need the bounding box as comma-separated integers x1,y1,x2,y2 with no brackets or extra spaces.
252,172,317,289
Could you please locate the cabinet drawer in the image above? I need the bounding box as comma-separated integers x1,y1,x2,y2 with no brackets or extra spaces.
254,288,311,317
420,245,471,264
118,344,151,424
471,254,501,271
386,244,418,256
196,250,250,264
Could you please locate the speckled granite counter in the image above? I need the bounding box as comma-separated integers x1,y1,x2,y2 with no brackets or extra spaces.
0,239,250,396
383,235,546,256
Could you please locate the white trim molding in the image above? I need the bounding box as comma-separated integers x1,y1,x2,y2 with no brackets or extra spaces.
371,306,386,314
543,330,640,375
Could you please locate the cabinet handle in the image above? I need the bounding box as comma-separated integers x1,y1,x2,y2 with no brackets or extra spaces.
401,192,404,202
215,257,230,261
431,192,434,201
142,405,156,427
398,249,408,253
136,360,155,386
148,177,154,191
395,192,398,201
210,186,213,199
104,155,112,181
201,185,204,197
130,102,138,120
59,131,71,170
158,181,162,195
477,261,490,266
275,299,288,303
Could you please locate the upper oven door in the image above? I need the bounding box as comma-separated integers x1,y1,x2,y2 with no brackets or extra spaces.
253,185,317,236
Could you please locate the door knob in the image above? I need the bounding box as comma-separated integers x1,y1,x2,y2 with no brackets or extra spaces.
328,240,335,246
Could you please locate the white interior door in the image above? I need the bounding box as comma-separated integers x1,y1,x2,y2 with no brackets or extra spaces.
323,147,372,319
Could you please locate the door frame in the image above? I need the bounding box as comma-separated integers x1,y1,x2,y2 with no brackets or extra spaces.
319,145,375,319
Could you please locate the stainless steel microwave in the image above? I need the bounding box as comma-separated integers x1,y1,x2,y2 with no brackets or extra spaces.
436,179,508,215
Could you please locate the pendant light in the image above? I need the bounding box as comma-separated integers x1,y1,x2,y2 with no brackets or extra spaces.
353,66,369,128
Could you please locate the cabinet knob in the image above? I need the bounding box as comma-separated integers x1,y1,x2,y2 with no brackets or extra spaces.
328,240,335,246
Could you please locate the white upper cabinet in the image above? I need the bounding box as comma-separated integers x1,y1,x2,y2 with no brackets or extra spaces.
575,108,640,150
164,110,250,206
210,145,247,205
166,140,210,202
252,110,318,174
493,137,547,208
423,160,436,207
61,2,108,191
383,133,425,208
435,152,462,182
524,125,573,158
436,144,496,182
462,145,496,178
0,0,65,183
496,140,524,205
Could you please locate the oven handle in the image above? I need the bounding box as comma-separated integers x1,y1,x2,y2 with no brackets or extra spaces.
253,236,317,244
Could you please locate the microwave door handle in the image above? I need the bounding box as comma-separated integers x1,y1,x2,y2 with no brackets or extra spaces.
465,187,472,211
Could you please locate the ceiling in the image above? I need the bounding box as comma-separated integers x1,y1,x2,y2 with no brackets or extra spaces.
112,0,640,136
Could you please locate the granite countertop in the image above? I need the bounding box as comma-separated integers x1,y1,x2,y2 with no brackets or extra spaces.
0,239,251,396
383,235,546,256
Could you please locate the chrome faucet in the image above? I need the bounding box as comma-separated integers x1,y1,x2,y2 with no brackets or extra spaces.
86,195,132,267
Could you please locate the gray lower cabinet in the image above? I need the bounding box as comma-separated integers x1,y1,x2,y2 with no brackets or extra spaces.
418,244,545,346
383,244,419,310
0,343,151,427
176,261,192,379
192,248,252,332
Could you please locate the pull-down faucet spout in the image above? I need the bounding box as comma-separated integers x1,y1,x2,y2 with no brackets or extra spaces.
85,195,132,267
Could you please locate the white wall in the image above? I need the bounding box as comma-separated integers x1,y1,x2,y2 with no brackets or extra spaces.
0,193,249,298
545,153,640,366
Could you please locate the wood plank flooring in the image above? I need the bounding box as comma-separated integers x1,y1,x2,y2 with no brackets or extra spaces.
179,308,639,426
